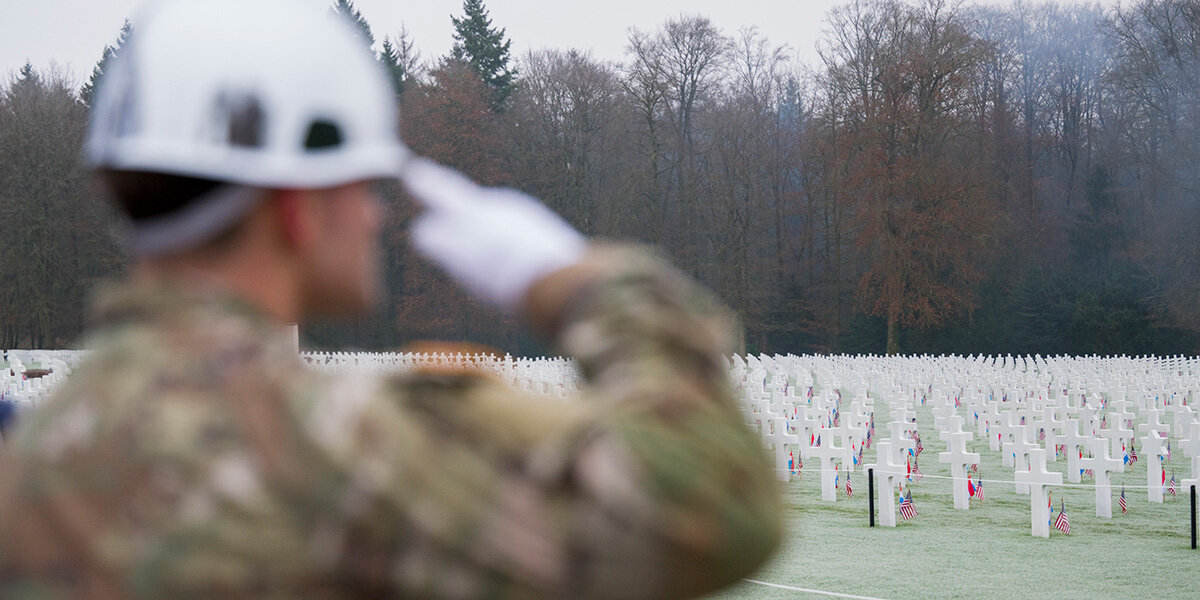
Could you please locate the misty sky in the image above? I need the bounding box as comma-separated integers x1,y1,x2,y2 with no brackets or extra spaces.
5,0,1120,85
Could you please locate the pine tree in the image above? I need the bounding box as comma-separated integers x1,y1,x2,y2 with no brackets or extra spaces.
450,0,517,109
331,0,375,49
80,20,132,106
16,61,39,87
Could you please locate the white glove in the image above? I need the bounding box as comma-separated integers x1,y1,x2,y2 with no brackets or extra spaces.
400,158,587,311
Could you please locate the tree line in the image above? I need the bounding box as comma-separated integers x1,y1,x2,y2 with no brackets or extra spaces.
3,0,1200,356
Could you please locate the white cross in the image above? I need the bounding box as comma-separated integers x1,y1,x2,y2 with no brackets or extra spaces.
1178,422,1200,492
865,439,908,527
1140,432,1168,504
1078,403,1099,436
1110,397,1134,428
802,430,845,502
1080,437,1124,518
885,420,916,457
1170,404,1194,438
995,411,1021,467
763,417,801,483
938,431,979,510
1014,448,1062,538
1005,427,1039,494
1059,419,1091,483
1138,409,1167,437
1039,406,1064,463
1097,413,1133,458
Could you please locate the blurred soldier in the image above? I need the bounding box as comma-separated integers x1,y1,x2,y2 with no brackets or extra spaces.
0,1,781,598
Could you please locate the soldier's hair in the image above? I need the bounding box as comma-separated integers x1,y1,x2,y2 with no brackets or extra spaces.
96,169,225,221
96,169,255,253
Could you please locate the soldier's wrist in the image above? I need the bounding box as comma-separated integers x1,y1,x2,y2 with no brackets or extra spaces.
522,246,607,337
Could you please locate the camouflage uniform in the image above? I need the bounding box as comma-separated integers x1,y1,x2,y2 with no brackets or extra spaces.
0,246,781,599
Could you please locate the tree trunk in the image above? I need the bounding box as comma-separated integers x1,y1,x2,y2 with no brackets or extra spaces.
886,312,900,356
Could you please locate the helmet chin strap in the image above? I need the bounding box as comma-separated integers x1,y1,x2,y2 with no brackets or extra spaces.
129,185,264,257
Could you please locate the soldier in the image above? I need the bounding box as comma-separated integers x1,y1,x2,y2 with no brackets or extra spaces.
0,1,782,598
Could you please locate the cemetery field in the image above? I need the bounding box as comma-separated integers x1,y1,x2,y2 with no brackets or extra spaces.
705,402,1200,600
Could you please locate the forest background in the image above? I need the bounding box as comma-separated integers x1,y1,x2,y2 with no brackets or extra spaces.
3,0,1200,357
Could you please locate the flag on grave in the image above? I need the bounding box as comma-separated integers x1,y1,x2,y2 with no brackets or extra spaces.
1169,471,1177,497
1123,442,1130,466
1129,444,1138,464
1119,486,1127,514
912,459,924,482
968,477,976,498
899,490,917,520
916,434,924,457
1054,500,1070,534
846,472,853,498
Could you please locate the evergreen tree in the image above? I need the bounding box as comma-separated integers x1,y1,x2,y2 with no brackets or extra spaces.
80,20,132,106
331,0,375,49
16,62,39,87
451,0,517,109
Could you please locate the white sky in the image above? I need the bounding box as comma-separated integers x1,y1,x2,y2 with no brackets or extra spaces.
3,0,1120,86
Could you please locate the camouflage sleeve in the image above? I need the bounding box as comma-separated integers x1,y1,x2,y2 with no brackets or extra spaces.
296,244,781,599
546,244,783,597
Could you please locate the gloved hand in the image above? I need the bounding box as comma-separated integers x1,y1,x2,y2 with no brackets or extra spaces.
400,158,587,311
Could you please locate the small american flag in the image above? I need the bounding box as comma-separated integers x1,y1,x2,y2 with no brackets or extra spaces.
915,434,924,456
970,463,979,473
912,460,924,482
1169,471,1177,497
899,491,917,520
1054,501,1070,534
970,476,984,505
1119,486,1127,514
846,473,853,497
1039,428,1046,442
1129,445,1138,464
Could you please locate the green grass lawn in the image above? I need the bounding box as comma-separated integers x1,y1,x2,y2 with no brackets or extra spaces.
705,402,1200,600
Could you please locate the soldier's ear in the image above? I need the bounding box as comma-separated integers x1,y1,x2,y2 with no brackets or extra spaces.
271,188,320,252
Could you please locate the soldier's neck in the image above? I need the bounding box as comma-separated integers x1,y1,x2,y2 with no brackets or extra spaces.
133,246,302,324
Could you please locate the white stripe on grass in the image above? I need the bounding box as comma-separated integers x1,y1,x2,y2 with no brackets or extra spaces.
743,579,890,600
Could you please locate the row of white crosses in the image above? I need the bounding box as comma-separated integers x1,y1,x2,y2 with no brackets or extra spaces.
735,353,1200,536
2,350,87,406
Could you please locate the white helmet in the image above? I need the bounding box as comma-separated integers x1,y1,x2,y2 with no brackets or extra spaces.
87,0,408,189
